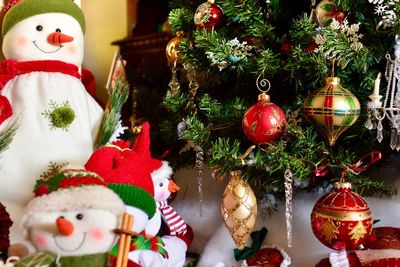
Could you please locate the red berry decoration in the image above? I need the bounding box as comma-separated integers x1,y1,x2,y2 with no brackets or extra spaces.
194,0,224,30
242,79,286,145
311,182,373,250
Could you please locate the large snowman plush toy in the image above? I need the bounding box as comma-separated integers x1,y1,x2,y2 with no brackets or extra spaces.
0,0,103,244
15,166,125,267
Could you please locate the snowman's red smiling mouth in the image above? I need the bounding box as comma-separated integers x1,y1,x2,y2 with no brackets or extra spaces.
32,40,63,54
53,232,87,252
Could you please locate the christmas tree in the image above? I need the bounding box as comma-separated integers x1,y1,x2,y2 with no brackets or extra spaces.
135,0,400,208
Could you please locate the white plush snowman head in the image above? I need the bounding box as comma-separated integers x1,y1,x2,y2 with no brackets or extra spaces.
1,0,85,66
152,162,178,202
21,166,125,256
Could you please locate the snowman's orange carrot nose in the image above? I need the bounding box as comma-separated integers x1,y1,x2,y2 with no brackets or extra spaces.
168,179,180,193
47,32,74,45
56,216,74,236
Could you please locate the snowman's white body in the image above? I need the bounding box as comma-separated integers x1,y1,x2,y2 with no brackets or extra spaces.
127,205,188,267
0,13,103,243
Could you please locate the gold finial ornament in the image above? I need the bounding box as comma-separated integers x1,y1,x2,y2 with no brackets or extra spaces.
221,171,257,249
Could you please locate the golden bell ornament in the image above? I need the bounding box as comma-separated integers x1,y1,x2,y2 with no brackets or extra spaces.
221,171,257,249
303,77,360,146
166,31,184,65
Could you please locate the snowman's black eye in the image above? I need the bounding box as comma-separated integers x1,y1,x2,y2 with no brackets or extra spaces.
159,182,163,187
76,213,83,220
55,28,61,33
36,25,43,31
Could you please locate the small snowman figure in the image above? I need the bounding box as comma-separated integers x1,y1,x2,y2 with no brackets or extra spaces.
85,140,191,267
15,165,125,267
131,122,188,238
0,0,103,244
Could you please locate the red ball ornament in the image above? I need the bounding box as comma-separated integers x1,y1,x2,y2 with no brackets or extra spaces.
242,93,286,145
311,182,373,251
194,0,224,30
246,247,285,267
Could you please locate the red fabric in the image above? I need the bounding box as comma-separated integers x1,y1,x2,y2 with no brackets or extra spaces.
85,143,155,196
59,177,106,189
178,224,194,248
363,258,400,267
35,184,50,197
81,67,96,97
246,247,284,267
158,200,187,236
364,227,400,249
81,67,106,109
2,0,21,15
132,122,163,172
163,223,194,248
0,60,81,89
0,95,12,125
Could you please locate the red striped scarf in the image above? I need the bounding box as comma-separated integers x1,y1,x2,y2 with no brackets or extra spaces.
157,200,187,235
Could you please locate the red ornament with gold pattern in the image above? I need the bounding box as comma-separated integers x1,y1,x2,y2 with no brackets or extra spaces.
194,0,224,30
311,181,373,250
242,78,286,145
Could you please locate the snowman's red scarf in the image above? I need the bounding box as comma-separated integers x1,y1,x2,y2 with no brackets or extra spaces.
0,60,81,88
157,200,187,236
0,60,81,125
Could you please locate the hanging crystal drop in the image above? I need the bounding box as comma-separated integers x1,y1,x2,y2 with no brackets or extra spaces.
186,69,199,113
195,145,204,217
365,118,373,130
284,167,293,248
168,66,181,95
390,128,397,150
365,110,373,130
396,131,400,151
377,120,384,143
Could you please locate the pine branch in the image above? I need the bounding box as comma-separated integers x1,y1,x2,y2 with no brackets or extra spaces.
168,8,195,33
0,117,20,154
95,79,130,148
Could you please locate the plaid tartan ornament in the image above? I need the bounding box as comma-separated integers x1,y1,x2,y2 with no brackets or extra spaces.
304,77,360,146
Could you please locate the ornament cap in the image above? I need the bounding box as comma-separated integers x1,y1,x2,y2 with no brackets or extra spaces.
326,77,340,84
258,93,270,101
334,181,352,190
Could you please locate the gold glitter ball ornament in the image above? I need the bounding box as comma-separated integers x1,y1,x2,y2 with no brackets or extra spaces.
221,171,257,249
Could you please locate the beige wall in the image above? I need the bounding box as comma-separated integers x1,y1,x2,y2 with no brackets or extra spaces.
82,0,127,102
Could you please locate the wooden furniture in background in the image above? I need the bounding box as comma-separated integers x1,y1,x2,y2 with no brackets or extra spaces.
112,0,172,123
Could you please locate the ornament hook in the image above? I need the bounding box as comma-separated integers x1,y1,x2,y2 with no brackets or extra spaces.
256,74,271,93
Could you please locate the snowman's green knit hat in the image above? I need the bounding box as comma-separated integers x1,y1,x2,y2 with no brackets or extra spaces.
2,0,85,37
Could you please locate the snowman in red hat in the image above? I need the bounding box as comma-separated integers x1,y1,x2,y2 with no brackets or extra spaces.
131,122,189,239
85,132,193,267
0,0,103,244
